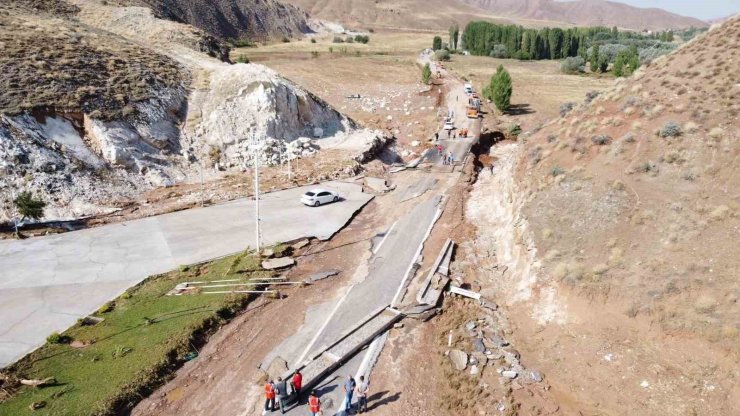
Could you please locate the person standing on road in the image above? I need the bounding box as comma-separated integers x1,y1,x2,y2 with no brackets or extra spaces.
434,132,439,142
291,370,303,398
447,129,451,138
275,377,288,414
343,375,356,413
264,380,276,414
355,375,369,413
308,390,321,416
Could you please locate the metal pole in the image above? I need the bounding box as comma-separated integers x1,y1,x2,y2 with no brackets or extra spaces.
9,186,18,236
199,160,204,208
252,134,261,253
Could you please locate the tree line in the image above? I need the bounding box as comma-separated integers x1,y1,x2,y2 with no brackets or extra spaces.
461,21,675,61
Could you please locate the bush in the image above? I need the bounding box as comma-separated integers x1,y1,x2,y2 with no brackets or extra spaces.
229,38,256,48
560,56,585,74
14,191,46,221
434,49,451,61
659,121,682,137
311,51,319,58
46,332,71,344
354,35,370,44
508,123,522,136
560,102,577,117
281,37,290,43
551,166,565,177
489,44,509,59
483,65,512,112
310,38,316,44
97,301,115,314
345,36,354,43
235,55,250,64
591,134,612,145
332,36,344,43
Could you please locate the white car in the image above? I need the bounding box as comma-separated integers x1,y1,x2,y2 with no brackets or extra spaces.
443,121,454,130
301,189,340,207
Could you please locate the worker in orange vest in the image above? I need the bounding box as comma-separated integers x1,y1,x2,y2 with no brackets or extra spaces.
263,379,276,414
291,370,303,397
308,390,321,416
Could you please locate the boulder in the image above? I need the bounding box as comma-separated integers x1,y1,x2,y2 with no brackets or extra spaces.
448,349,468,371
473,338,486,353
502,370,518,379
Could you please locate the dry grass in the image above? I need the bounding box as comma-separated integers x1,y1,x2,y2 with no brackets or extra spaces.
0,7,185,119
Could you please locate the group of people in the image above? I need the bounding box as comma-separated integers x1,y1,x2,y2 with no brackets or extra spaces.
435,145,455,165
263,371,369,415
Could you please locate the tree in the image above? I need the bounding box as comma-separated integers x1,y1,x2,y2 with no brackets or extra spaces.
598,55,609,73
434,49,451,61
590,44,600,72
483,65,512,112
432,36,442,51
421,63,432,84
449,24,460,50
14,191,46,222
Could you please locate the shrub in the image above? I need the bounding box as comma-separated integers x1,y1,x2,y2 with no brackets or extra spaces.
551,166,565,177
14,191,46,221
235,55,250,64
560,56,585,74
229,38,256,48
354,35,370,44
483,65,512,112
421,63,432,85
281,37,290,43
560,102,577,117
489,44,509,58
368,28,375,33
434,49,451,61
585,91,600,103
311,51,319,59
332,36,344,43
47,332,71,344
659,121,682,137
508,123,522,136
97,301,115,314
345,36,354,43
591,134,612,145
310,38,316,44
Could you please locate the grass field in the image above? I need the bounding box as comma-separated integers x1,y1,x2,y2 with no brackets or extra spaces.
0,251,275,415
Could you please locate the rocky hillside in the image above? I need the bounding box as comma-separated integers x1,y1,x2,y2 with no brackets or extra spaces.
462,0,708,30
471,16,738,414
121,0,312,40
0,1,379,223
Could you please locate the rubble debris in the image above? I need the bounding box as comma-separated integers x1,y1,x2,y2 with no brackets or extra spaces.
448,349,468,371
365,177,395,193
291,239,309,250
465,321,477,331
490,334,508,348
479,298,498,311
261,248,275,258
502,370,518,379
449,286,481,300
261,257,295,270
473,338,486,353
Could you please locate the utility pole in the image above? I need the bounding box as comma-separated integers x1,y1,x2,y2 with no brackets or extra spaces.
250,134,263,252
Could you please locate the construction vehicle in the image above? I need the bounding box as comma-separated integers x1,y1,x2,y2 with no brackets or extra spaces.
466,106,479,119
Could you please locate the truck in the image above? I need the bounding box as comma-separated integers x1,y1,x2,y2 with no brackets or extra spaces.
466,106,479,118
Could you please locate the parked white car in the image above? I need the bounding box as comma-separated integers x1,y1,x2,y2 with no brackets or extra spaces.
301,189,340,207
443,120,455,130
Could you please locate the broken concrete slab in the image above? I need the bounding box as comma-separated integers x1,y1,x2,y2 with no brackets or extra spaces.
365,177,395,193
265,357,289,380
262,257,295,270
448,285,481,300
292,239,310,250
397,177,438,202
490,334,508,348
261,248,275,258
448,349,468,371
304,269,340,283
389,166,407,174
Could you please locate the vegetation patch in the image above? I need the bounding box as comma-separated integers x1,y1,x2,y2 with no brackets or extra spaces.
0,250,272,415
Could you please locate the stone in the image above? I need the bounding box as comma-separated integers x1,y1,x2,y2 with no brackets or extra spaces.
261,248,274,258
470,365,479,375
261,257,295,270
393,322,404,329
490,334,508,348
471,352,488,367
448,349,468,371
473,338,486,353
465,321,477,331
479,298,498,311
502,370,518,379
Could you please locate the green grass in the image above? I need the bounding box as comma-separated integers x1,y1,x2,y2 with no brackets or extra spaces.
0,250,274,415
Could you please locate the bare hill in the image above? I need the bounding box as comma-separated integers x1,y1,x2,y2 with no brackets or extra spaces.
122,0,312,40
462,0,708,30
284,0,707,31
473,16,738,414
